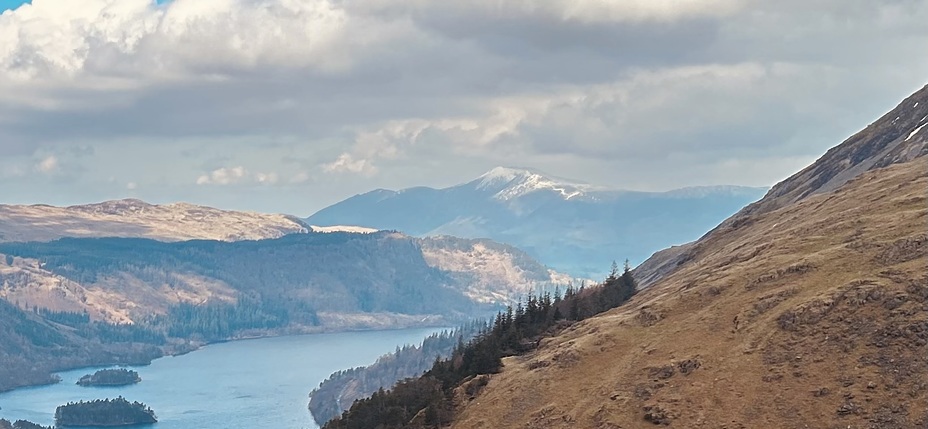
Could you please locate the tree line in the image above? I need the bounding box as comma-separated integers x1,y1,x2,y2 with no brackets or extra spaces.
323,262,638,429
55,397,157,426
310,320,486,424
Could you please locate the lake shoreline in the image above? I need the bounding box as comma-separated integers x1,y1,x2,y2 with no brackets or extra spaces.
0,322,452,395
0,327,446,429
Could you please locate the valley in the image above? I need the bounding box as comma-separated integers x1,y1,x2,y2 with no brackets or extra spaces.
0,1,924,428
0,230,574,393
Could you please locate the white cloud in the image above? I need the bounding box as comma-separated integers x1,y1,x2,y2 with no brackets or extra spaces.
0,0,927,215
254,172,279,185
0,0,358,87
196,166,248,185
322,153,377,176
358,0,743,24
35,155,59,174
196,166,282,186
126,182,138,190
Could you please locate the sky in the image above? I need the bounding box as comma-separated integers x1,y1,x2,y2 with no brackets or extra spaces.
0,0,926,216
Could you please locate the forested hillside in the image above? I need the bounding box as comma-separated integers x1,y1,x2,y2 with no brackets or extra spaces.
309,321,485,425
322,266,637,428
0,298,161,392
0,232,476,325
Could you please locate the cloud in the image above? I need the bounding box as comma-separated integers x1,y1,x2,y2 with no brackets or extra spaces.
0,0,353,84
322,154,376,176
0,0,926,215
196,166,282,186
289,171,311,184
254,172,279,185
34,155,59,174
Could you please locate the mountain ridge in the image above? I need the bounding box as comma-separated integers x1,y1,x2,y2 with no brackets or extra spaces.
0,199,311,243
635,83,928,288
308,168,766,278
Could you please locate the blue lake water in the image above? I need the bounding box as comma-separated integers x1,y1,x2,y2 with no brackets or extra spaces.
0,328,442,428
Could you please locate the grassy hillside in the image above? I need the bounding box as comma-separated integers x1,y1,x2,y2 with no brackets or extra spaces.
449,153,927,428
315,84,928,429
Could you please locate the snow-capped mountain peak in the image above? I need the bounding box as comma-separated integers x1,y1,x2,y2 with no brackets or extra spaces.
473,167,594,201
475,167,536,190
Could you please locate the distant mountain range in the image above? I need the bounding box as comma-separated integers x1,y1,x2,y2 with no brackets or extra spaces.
307,167,767,278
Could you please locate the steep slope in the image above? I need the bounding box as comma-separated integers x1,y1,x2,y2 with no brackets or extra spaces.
309,169,765,278
635,84,928,288
448,86,928,428
0,199,310,243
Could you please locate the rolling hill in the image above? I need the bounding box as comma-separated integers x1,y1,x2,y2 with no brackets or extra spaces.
0,199,310,243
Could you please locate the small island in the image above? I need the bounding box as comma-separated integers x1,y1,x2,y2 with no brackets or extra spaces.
0,419,53,429
55,397,157,427
76,369,141,387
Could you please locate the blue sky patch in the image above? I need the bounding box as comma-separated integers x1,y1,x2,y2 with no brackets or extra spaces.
1,0,171,13
0,0,29,13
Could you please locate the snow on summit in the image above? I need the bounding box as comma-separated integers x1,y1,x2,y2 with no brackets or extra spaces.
474,167,595,201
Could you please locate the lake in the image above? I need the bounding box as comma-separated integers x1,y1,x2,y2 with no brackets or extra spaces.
0,328,443,428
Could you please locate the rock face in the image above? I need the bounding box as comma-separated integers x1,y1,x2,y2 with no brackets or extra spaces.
0,199,310,243
308,168,766,278
447,85,928,428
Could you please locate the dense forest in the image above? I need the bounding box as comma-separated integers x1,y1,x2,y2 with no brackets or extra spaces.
0,299,162,392
310,320,485,424
55,397,157,426
323,263,637,429
77,368,141,387
0,419,53,429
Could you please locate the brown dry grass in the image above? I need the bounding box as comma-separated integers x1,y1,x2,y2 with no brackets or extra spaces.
451,158,928,429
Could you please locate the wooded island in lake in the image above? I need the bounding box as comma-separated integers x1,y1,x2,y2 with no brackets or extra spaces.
55,397,156,427
76,369,141,387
